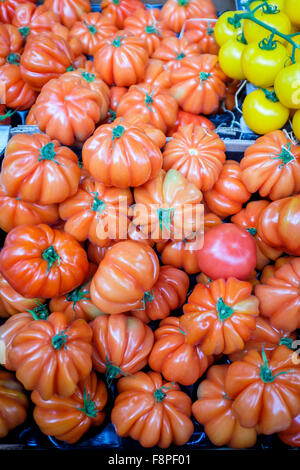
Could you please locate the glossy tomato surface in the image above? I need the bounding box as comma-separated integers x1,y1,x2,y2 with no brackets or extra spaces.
196,223,257,280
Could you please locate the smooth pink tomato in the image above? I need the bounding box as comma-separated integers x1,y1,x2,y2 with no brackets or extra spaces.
196,223,257,280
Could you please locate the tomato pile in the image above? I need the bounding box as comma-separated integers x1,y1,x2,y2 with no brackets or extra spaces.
0,0,300,451
216,0,300,136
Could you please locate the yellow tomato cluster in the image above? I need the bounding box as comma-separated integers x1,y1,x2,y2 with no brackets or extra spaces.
215,0,300,137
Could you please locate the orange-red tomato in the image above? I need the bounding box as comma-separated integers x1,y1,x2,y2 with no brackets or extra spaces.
163,124,226,191
183,19,219,55
0,305,49,370
143,59,172,89
181,277,259,354
32,371,107,444
0,224,89,298
20,32,75,92
44,0,91,28
0,371,28,438
90,314,154,385
87,240,116,265
90,240,160,314
52,22,84,57
107,85,127,123
70,12,118,56
229,316,296,362
2,133,81,205
12,3,59,38
156,212,222,274
255,257,300,332
225,346,300,435
0,104,11,125
82,118,163,188
278,414,300,447
117,83,178,134
231,200,283,271
192,364,257,448
240,131,300,200
132,169,203,241
167,110,215,137
0,273,44,319
152,36,200,71
149,317,213,386
111,371,194,448
0,179,59,232
7,312,93,399
0,62,37,110
94,32,149,87
257,195,300,256
160,0,216,34
0,24,23,66
204,160,251,218
124,8,174,56
33,76,103,146
169,54,227,115
59,177,133,246
131,265,189,323
101,0,145,29
0,0,35,23
260,255,296,283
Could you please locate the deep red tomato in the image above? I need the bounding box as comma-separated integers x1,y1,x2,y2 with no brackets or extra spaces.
196,223,257,280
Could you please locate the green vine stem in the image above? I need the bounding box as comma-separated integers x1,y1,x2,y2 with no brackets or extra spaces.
27,301,49,320
279,337,295,349
156,207,174,233
66,279,91,313
0,109,16,121
77,387,98,418
137,289,155,311
227,1,300,63
260,87,279,102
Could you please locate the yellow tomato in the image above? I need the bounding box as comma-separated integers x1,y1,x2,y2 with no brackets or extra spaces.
292,109,300,139
243,88,290,134
274,62,300,108
287,35,300,63
214,11,245,47
219,38,246,80
244,9,291,44
242,41,289,87
285,0,300,26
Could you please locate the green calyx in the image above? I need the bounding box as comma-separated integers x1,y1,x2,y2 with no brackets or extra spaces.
77,387,98,418
247,227,257,237
112,36,122,48
154,383,174,403
227,13,242,29
38,142,58,162
108,108,116,123
112,124,125,146
217,297,234,322
259,347,293,383
105,357,134,388
207,24,214,36
86,23,97,35
81,71,95,83
177,0,189,6
272,142,295,167
66,285,89,312
112,0,120,4
18,26,30,38
6,53,21,65
156,207,174,233
90,191,106,214
51,329,68,351
176,52,185,60
42,245,60,273
199,72,211,88
237,31,247,45
279,337,295,350
145,24,159,35
27,301,49,320
144,92,154,111
139,290,155,311
260,87,278,102
259,35,277,51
